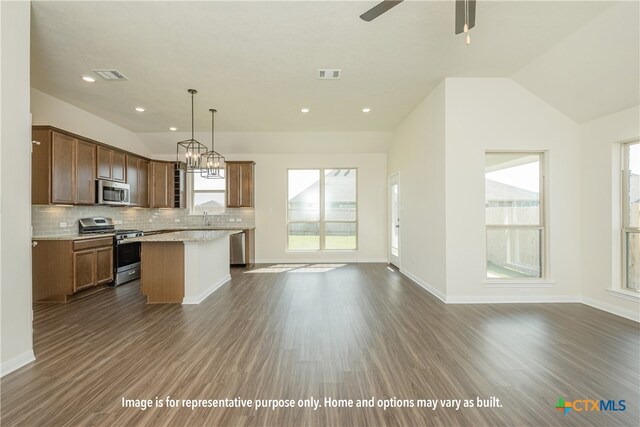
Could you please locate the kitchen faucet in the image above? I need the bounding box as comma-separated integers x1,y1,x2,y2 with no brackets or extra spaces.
203,210,210,226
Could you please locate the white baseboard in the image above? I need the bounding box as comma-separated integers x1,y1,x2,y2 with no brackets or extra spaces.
400,269,446,303
1,350,35,377
581,296,640,322
445,294,581,304
446,295,581,304
182,274,230,305
256,258,388,264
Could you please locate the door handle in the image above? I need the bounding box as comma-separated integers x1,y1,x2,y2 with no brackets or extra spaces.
32,241,38,247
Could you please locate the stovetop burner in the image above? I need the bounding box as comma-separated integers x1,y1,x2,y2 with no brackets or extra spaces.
79,218,143,238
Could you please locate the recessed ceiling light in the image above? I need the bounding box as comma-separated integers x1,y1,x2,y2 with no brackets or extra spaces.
362,107,371,113
81,75,96,83
135,107,145,112
169,127,177,131
301,108,310,113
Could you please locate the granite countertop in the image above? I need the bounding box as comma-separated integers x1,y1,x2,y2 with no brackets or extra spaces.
142,225,255,233
32,226,254,241
32,233,115,241
126,229,242,243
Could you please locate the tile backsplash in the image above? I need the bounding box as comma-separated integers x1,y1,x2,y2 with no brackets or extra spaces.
32,205,255,236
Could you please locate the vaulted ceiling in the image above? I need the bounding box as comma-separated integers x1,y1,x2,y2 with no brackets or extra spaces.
31,1,638,133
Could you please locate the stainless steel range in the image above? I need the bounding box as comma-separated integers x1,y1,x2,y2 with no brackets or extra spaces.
79,217,144,286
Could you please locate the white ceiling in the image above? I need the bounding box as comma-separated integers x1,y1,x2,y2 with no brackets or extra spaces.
31,1,635,134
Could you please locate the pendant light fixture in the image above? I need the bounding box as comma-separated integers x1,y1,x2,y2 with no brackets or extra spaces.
200,108,225,179
463,0,471,45
176,89,207,172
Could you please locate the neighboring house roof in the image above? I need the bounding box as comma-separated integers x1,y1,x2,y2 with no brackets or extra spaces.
195,200,225,209
485,179,539,202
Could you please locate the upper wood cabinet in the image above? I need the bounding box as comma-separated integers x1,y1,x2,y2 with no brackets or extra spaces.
32,126,182,210
126,155,150,207
138,159,150,208
97,146,126,182
32,128,97,205
76,140,97,204
226,161,255,208
149,161,174,208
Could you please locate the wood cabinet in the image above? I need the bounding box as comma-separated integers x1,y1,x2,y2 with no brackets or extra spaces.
72,237,113,293
126,155,150,207
32,128,97,205
97,146,126,182
149,161,175,208
76,140,97,204
51,132,76,204
32,237,113,302
138,159,150,208
32,126,183,210
73,250,96,292
226,161,255,207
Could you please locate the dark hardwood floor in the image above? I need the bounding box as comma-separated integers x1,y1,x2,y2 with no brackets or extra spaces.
1,263,638,426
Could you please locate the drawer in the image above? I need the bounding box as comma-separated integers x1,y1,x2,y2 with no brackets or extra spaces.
73,237,113,251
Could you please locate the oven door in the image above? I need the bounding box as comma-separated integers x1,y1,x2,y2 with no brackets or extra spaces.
115,240,141,272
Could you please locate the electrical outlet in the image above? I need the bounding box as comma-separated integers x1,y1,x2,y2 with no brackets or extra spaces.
115,220,123,225
174,218,180,222
148,219,153,223
59,222,67,228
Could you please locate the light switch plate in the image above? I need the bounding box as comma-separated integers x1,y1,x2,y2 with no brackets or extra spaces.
59,222,67,228
174,218,180,222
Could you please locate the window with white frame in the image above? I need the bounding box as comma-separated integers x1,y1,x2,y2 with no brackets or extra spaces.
485,152,545,279
287,169,357,251
189,172,225,215
623,141,640,291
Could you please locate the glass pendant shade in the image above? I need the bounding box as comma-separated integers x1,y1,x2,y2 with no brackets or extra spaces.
176,89,208,173
200,108,226,179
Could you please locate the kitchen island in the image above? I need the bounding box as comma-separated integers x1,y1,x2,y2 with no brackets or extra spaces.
128,230,241,304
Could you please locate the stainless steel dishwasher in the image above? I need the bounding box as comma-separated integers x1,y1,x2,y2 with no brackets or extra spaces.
230,231,246,266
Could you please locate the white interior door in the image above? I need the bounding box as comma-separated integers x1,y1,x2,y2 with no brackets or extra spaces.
389,173,400,268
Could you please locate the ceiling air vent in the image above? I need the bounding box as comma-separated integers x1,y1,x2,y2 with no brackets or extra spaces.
93,69,128,81
317,69,341,80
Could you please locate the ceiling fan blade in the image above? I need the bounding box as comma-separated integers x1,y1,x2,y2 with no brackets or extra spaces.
360,0,404,22
455,0,476,34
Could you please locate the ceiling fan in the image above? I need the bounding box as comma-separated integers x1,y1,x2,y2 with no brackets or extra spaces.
360,0,477,43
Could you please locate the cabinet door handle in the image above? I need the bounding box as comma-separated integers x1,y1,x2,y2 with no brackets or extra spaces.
32,241,38,247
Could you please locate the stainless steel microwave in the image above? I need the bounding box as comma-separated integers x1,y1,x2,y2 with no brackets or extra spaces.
96,180,130,206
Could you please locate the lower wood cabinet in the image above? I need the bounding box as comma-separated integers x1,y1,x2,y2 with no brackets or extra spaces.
33,237,113,302
72,245,113,292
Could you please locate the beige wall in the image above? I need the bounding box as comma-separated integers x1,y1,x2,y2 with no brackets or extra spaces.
230,152,388,263
31,88,151,157
1,0,34,376
387,82,447,300
444,78,582,302
580,105,640,320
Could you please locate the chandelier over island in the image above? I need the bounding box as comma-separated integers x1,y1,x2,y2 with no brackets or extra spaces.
176,89,208,173
200,108,225,179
